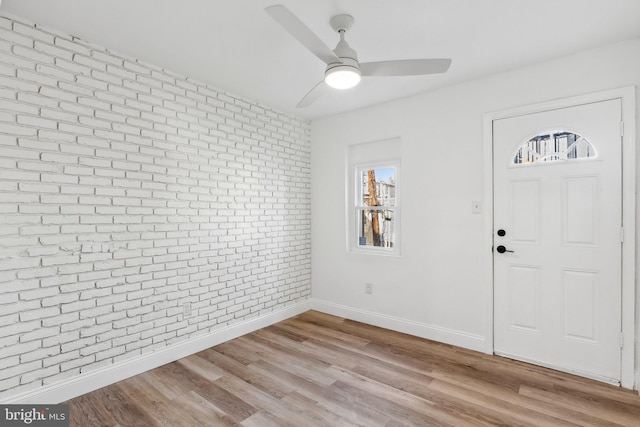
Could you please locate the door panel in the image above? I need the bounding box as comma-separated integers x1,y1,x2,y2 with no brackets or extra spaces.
562,176,597,245
510,180,540,243
493,99,622,384
563,269,597,341
508,265,540,331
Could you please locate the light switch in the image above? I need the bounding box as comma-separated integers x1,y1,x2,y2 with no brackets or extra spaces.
472,201,481,214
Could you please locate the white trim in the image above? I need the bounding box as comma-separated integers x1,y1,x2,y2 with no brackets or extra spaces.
310,298,486,352
1,301,312,404
620,87,637,390
482,86,636,389
482,103,495,356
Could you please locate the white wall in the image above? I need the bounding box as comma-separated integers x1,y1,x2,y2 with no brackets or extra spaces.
0,12,311,401
311,38,640,372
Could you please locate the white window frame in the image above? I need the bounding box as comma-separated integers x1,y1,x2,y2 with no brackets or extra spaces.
351,160,400,256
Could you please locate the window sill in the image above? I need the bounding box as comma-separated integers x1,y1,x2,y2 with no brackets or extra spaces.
349,247,401,257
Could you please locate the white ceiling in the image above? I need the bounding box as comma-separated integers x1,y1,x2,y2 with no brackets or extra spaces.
2,0,639,120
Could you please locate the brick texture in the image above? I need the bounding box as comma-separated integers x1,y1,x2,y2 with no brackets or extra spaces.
0,13,311,399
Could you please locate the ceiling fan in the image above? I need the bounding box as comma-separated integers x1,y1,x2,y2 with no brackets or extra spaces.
265,4,452,108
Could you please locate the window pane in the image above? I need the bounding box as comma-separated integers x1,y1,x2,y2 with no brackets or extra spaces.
358,208,395,248
361,167,396,207
513,131,596,165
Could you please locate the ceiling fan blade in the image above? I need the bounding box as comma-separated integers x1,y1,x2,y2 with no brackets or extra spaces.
297,80,331,108
360,58,452,77
266,5,342,65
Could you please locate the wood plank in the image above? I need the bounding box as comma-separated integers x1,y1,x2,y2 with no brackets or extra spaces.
519,384,640,426
281,391,364,427
278,316,372,347
235,334,336,386
172,390,238,427
114,376,203,427
175,353,226,382
199,347,292,399
68,392,119,427
216,375,332,427
427,378,585,427
247,358,391,426
89,386,156,427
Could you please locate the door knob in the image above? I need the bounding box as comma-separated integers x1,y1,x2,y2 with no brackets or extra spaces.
496,245,514,253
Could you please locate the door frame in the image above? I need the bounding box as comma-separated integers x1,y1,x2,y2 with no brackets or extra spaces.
482,87,636,389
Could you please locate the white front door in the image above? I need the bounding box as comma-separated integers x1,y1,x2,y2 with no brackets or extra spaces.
493,99,622,384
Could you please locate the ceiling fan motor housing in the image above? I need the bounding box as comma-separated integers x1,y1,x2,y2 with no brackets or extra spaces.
324,23,361,90
325,38,360,89
325,55,360,76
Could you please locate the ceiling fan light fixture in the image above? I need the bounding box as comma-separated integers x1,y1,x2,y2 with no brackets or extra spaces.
324,65,361,89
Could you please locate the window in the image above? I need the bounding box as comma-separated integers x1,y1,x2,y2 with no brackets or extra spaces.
347,138,400,255
513,131,596,165
354,164,398,253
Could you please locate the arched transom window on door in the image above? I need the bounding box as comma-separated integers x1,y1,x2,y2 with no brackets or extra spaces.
513,131,597,165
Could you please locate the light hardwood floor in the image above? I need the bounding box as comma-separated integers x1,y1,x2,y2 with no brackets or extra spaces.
67,310,640,426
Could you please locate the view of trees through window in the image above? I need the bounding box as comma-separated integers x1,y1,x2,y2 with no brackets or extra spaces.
358,167,396,249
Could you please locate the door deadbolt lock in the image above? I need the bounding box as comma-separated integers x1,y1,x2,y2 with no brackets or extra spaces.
497,229,506,236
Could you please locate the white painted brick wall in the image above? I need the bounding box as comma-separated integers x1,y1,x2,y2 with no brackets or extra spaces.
0,13,311,400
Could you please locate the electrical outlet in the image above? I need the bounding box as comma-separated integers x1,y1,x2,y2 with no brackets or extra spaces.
183,302,192,317
365,283,373,294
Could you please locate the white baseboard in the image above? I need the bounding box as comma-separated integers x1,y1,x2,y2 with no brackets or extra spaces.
2,300,312,404
310,299,486,352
